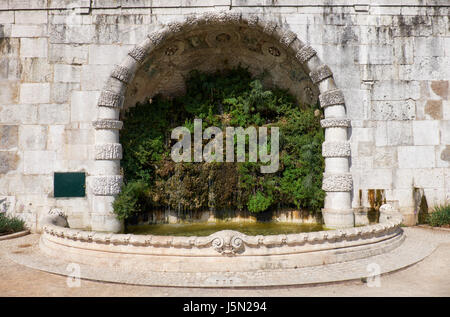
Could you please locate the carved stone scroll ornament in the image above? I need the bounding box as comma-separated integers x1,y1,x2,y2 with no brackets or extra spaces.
210,230,244,256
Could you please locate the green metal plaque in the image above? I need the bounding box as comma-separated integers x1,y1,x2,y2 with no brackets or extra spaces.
54,172,86,198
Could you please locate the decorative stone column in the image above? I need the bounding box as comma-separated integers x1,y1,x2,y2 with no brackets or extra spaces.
91,40,146,232
295,44,354,228
91,94,124,232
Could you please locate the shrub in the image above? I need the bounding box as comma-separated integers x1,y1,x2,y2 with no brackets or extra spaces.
116,67,325,220
0,213,25,235
247,192,273,213
112,180,150,221
427,204,450,227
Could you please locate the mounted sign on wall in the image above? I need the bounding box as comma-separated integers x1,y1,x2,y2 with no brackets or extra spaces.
54,172,86,198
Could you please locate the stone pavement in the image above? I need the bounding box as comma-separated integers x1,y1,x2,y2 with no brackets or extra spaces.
0,227,449,296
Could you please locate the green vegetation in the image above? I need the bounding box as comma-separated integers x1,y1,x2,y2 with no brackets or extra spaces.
0,213,25,235
114,67,325,221
426,204,450,227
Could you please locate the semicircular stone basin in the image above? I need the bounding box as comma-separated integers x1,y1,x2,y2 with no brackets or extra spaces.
39,205,404,273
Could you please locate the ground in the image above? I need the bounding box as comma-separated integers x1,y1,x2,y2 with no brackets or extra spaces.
0,227,449,297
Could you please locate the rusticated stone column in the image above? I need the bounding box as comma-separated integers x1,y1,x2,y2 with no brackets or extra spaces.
294,42,354,228
317,83,354,228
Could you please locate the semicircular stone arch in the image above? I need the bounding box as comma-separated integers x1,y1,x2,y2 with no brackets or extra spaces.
91,11,353,233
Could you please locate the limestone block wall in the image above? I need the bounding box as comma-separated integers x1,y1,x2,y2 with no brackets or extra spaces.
0,0,449,231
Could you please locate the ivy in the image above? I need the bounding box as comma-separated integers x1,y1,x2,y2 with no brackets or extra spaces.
114,67,325,220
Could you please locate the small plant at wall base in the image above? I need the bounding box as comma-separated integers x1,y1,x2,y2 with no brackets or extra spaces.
0,213,25,235
426,204,450,228
115,67,325,221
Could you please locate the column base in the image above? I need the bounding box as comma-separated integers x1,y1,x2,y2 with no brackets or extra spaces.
322,208,355,229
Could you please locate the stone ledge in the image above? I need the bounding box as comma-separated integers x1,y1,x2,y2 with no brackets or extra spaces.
0,230,29,241
322,141,351,157
91,175,122,196
9,227,442,288
41,206,403,256
322,173,353,192
95,143,122,160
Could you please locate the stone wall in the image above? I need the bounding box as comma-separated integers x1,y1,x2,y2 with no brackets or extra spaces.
0,0,449,231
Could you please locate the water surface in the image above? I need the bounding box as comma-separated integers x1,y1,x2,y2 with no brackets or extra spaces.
126,221,324,236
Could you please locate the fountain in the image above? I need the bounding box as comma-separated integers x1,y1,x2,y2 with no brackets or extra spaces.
39,12,405,285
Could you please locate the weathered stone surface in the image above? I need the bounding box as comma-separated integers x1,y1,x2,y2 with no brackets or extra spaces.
38,104,70,124
19,83,50,104
0,151,19,174
91,175,123,196
20,58,53,83
70,91,100,122
441,146,450,162
11,24,46,38
279,29,297,47
128,45,147,62
95,143,122,160
319,89,345,108
92,119,123,130
0,126,18,150
322,174,353,192
322,141,351,157
413,121,439,145
310,65,333,84
49,44,88,64
424,100,442,120
320,118,351,128
398,146,435,169
262,20,277,35
20,38,47,58
23,150,56,175
370,100,416,121
295,45,316,64
54,64,81,83
372,80,420,101
430,80,448,99
98,90,124,108
19,125,47,150
110,65,132,83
